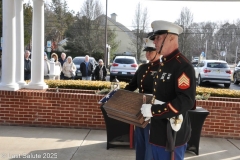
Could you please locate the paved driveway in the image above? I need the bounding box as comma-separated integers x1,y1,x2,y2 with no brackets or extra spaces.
0,126,239,160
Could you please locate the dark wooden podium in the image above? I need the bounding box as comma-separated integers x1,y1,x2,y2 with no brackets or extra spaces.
103,90,152,128
187,107,209,155
101,104,132,149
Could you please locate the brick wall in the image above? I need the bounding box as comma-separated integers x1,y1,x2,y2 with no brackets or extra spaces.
0,89,105,129
0,89,239,139
197,98,240,139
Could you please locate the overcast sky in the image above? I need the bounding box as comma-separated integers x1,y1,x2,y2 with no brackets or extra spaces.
66,0,240,30
26,0,240,30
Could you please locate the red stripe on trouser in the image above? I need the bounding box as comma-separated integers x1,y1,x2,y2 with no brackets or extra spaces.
129,124,134,148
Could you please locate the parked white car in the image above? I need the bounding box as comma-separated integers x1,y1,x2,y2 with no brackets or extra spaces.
233,61,240,84
194,60,231,88
110,56,138,82
192,57,199,62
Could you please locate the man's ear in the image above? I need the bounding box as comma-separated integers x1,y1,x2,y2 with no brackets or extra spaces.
169,34,176,42
169,35,173,42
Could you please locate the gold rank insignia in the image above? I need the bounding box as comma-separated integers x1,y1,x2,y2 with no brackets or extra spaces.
178,72,190,89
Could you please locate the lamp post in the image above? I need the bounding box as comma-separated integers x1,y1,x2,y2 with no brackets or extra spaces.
225,47,227,62
106,44,111,67
205,40,207,59
104,0,108,65
47,40,51,59
235,46,238,64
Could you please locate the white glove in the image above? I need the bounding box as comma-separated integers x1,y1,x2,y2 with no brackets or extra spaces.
144,117,151,121
141,104,153,121
154,99,165,105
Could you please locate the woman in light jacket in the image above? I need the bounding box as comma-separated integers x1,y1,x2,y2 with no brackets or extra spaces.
51,53,62,80
44,52,50,79
62,56,76,80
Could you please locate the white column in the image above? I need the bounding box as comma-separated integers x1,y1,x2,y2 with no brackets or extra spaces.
15,0,26,88
0,0,19,91
26,0,48,89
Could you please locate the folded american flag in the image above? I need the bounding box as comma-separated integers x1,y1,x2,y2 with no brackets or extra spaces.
98,88,118,104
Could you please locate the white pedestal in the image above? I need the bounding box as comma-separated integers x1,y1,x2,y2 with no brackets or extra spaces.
25,83,48,90
49,75,56,80
26,0,47,90
15,0,26,88
0,0,19,91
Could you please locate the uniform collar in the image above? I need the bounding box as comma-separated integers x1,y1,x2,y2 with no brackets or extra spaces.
149,58,160,66
161,49,180,62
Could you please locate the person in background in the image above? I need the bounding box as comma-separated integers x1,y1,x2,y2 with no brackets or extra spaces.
80,55,93,80
24,50,31,80
44,52,50,79
59,52,66,79
94,59,107,81
62,56,76,80
141,20,196,160
124,33,160,160
51,53,62,80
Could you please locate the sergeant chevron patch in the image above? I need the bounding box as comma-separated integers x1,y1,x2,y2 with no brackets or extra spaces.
178,73,190,89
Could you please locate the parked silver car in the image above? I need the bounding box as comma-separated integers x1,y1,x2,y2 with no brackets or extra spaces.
194,60,231,88
233,61,240,84
110,56,138,82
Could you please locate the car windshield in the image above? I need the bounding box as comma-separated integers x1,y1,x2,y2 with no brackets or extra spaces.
207,62,228,68
114,58,135,64
73,58,85,65
192,62,198,67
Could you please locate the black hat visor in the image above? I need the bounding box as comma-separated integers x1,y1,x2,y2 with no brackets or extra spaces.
143,47,156,51
149,30,168,40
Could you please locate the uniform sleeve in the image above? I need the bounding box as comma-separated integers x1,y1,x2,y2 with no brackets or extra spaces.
151,63,196,119
124,65,143,91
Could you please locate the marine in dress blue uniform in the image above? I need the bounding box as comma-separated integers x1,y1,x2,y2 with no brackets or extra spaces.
125,35,161,160
141,20,196,160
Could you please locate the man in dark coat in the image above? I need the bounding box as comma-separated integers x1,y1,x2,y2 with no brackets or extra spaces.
24,50,31,80
141,20,196,160
80,55,93,80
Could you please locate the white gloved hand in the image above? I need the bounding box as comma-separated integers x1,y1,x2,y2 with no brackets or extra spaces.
154,99,165,105
141,104,153,121
144,117,151,121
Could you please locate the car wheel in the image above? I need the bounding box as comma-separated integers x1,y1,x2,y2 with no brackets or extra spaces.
224,83,231,88
198,75,203,86
233,74,240,84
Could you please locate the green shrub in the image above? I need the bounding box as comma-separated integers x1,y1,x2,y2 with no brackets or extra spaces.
43,80,240,98
196,86,240,98
44,80,127,90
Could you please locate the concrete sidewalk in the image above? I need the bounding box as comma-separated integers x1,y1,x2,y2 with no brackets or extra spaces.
0,126,239,160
